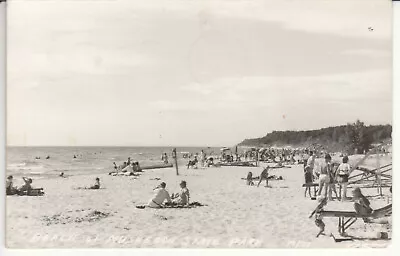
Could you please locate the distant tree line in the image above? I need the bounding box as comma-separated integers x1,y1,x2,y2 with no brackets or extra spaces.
239,120,392,153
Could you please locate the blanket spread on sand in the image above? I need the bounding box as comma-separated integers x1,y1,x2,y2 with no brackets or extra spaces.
136,202,206,209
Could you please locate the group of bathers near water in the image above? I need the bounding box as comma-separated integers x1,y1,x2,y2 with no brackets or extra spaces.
6,175,44,196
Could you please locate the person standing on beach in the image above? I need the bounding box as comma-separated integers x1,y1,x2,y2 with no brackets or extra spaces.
257,166,270,187
200,150,206,167
306,151,317,180
337,156,351,201
317,154,332,199
162,153,169,164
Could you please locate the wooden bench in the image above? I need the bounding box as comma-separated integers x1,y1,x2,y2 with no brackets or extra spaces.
317,204,392,241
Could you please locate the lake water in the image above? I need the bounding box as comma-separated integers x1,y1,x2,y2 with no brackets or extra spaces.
6,146,222,179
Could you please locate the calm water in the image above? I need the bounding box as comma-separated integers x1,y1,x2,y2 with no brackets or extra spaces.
6,146,222,179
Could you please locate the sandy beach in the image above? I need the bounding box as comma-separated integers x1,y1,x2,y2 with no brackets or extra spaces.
6,154,392,248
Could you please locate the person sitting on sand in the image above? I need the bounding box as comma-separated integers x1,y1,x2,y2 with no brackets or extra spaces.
121,162,134,173
120,161,127,170
133,161,142,172
112,162,119,173
171,180,190,206
60,172,65,178
148,182,172,208
337,156,351,202
257,166,270,187
187,156,198,169
246,172,254,186
352,187,373,216
205,157,214,167
90,178,101,189
18,177,33,194
6,175,17,195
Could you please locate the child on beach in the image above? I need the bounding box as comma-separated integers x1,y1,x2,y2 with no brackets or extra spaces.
246,172,254,186
257,166,270,187
337,156,351,201
304,166,313,197
309,197,328,237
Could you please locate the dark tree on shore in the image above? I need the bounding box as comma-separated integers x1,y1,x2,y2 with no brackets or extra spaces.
239,120,391,153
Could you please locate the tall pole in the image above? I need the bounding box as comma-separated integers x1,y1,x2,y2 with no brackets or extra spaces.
172,148,179,176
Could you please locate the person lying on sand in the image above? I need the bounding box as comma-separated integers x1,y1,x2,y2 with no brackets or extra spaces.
148,182,172,208
257,166,270,187
6,175,18,195
170,180,190,206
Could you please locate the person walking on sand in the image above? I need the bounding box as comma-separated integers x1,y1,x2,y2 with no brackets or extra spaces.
337,156,351,201
257,166,270,187
148,182,172,208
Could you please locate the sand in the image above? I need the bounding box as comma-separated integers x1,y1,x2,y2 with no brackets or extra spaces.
6,156,392,248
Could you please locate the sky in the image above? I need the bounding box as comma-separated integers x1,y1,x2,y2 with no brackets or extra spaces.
7,0,392,147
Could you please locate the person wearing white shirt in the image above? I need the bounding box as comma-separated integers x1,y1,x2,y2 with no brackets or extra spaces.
148,182,172,208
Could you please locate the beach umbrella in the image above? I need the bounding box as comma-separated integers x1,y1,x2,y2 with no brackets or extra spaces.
221,147,230,151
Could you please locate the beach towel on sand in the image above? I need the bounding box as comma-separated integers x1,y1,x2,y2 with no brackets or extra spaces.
135,201,206,209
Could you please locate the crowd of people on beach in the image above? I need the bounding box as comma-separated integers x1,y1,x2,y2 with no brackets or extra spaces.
303,151,352,202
